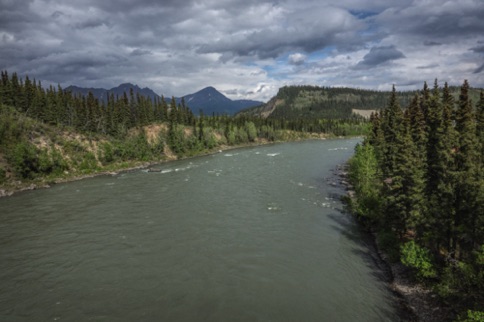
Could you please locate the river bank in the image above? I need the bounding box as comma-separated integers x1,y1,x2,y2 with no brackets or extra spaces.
0,137,330,198
334,164,455,322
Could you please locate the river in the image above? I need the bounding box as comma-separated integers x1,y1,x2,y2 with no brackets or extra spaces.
0,139,404,321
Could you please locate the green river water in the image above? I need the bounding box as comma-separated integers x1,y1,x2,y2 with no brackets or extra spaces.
0,139,406,321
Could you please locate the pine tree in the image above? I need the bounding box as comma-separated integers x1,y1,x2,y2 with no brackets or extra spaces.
454,80,480,258
420,81,431,120
380,85,404,179
405,93,427,164
403,94,428,239
474,91,484,253
379,86,409,234
423,82,458,253
477,91,484,168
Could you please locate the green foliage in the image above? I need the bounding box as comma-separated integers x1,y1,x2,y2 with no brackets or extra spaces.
244,121,257,142
435,245,484,308
348,143,381,222
243,85,416,120
99,142,115,165
401,241,437,279
9,141,40,179
201,127,218,149
168,124,189,156
79,152,98,173
346,79,483,316
456,310,484,322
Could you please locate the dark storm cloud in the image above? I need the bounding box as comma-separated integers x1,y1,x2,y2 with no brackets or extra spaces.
198,5,365,59
354,45,405,69
377,0,484,39
423,40,442,46
474,64,484,74
417,64,440,70
130,49,153,56
0,0,483,100
470,45,484,53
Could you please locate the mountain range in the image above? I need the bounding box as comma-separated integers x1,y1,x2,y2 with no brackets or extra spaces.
65,84,263,116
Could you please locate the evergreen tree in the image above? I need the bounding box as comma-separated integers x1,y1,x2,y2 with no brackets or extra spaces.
379,86,409,234
380,85,404,179
406,93,427,165
454,80,480,258
477,91,484,168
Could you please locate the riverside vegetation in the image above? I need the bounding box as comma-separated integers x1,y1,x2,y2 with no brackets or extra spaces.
347,80,484,321
0,71,368,193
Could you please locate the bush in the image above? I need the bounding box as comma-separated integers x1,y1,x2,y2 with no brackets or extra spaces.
99,142,115,164
401,241,437,280
9,141,39,179
79,152,98,172
457,310,484,322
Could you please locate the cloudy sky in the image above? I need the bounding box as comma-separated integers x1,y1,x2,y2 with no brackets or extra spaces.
1,0,483,101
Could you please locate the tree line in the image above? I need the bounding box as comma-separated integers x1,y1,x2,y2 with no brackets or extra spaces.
0,70,367,143
0,71,368,185
0,70,195,137
348,80,483,320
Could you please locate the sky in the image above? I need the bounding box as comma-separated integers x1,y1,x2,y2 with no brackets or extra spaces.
1,0,483,102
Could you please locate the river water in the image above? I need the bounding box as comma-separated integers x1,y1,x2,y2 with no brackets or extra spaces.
0,139,403,321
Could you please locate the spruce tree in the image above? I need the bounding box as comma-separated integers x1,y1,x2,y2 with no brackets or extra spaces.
380,85,404,179
379,86,408,234
454,80,480,257
477,91,484,168
405,93,427,164
475,91,484,253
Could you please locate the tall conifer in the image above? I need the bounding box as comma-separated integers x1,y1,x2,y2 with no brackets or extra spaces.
454,80,480,257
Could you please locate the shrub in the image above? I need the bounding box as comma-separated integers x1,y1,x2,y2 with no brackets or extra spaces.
9,141,39,179
79,152,98,172
401,240,437,280
457,310,484,322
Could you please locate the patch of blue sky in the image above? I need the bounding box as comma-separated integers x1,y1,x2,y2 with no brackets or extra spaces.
261,64,287,80
255,44,348,82
261,47,337,80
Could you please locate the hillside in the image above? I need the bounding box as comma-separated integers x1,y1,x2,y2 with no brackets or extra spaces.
239,84,483,119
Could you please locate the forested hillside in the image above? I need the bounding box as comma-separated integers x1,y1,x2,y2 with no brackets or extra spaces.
0,71,368,193
347,80,483,321
240,85,482,120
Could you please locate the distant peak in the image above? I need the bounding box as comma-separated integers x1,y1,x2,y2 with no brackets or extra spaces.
116,83,139,89
198,86,218,93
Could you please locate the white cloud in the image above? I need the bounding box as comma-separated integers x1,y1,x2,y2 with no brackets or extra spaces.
288,53,307,66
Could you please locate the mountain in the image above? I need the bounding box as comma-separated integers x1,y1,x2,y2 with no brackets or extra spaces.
179,86,263,116
65,83,160,103
65,84,262,115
